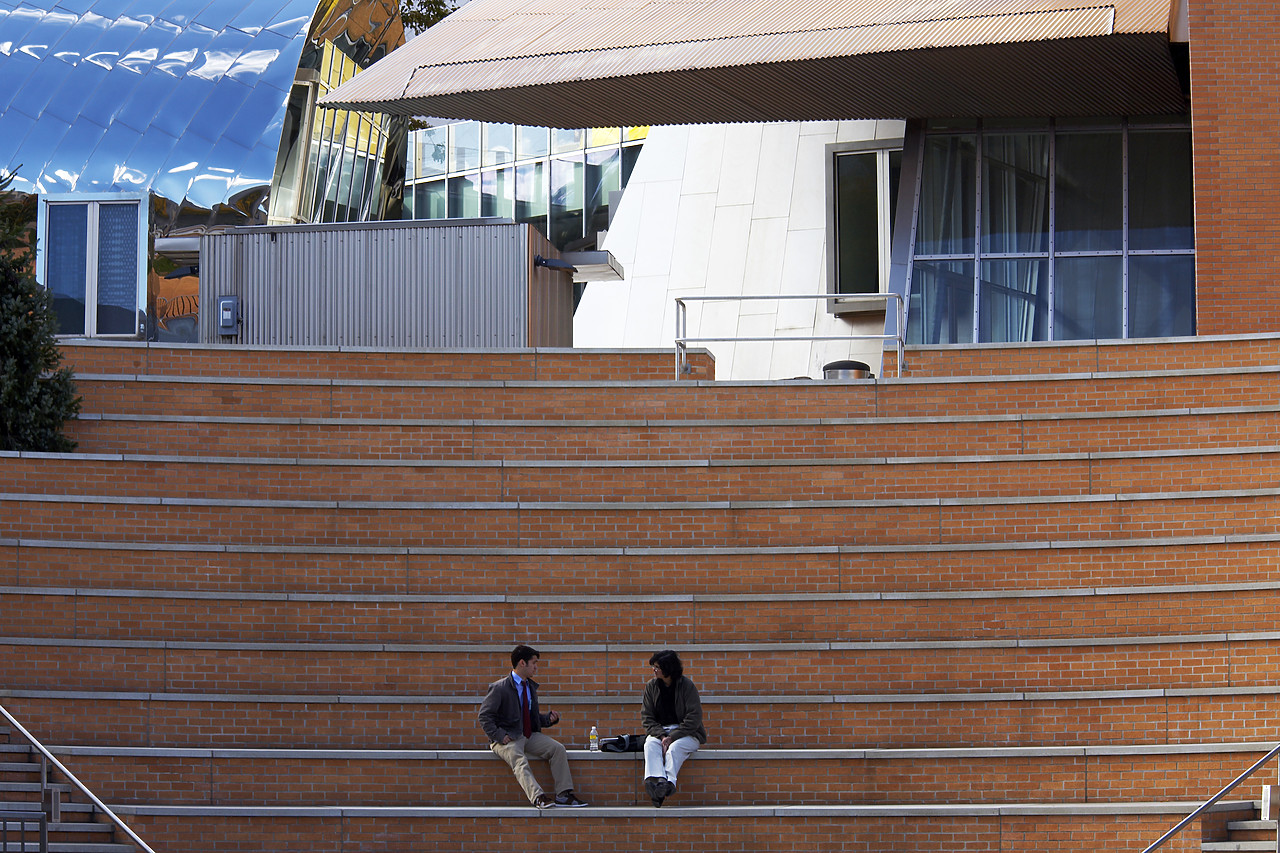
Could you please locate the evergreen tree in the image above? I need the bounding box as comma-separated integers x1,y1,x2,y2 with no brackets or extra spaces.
0,171,80,452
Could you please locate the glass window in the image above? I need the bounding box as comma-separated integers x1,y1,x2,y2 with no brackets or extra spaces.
834,151,880,295
1055,131,1122,252
1053,256,1122,340
550,155,584,249
417,126,448,178
449,122,480,172
1129,130,1194,250
95,203,139,335
42,198,142,337
518,126,550,160
552,127,584,154
622,145,643,185
981,133,1049,255
516,162,548,234
624,126,650,142
46,203,89,335
587,127,620,148
1130,255,1195,337
907,260,975,345
483,123,515,167
448,174,480,218
979,259,1048,342
415,179,447,219
584,148,620,248
481,168,514,218
907,119,1193,344
916,135,976,256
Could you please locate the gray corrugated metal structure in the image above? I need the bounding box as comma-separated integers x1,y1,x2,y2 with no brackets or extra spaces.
199,220,573,347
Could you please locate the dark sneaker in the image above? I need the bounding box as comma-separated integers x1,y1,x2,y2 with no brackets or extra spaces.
554,790,588,807
534,794,555,809
644,776,666,807
663,780,676,799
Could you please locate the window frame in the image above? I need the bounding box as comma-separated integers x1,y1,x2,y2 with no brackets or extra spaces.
36,193,148,339
825,138,904,314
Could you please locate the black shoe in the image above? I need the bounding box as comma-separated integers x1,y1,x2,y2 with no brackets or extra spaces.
663,780,676,800
554,789,588,807
534,794,555,809
645,776,666,807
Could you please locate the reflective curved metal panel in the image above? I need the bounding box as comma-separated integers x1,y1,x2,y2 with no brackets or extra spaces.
0,0,318,213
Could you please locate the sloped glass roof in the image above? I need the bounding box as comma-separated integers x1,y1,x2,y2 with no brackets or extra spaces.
0,0,318,209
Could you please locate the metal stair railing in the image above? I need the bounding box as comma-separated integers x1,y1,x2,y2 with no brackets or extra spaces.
1142,741,1280,852
0,808,47,853
0,703,156,853
673,292,907,379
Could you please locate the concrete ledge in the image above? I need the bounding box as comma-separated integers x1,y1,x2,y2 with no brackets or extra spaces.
105,800,1252,818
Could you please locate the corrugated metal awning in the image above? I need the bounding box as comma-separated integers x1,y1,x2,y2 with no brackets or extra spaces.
320,0,1185,125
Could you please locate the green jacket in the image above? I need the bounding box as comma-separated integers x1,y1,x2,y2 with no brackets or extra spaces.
641,676,707,744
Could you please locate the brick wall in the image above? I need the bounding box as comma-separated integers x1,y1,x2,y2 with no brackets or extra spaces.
1190,0,1280,333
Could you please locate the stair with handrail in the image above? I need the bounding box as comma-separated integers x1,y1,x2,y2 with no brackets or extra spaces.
7,336,1280,851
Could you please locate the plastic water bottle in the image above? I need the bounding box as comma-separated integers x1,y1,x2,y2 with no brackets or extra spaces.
589,726,599,751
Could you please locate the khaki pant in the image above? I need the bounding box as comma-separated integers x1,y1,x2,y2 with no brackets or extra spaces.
490,733,574,803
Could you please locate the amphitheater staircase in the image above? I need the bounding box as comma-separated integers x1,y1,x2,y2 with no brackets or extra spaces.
4,337,1280,851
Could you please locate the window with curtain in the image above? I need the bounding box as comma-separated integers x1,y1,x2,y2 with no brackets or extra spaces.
907,119,1194,344
41,197,144,338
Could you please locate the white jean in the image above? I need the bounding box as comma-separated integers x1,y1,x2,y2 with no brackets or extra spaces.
643,727,700,788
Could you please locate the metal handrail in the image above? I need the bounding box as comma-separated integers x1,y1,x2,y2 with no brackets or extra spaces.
0,703,156,853
673,292,906,380
0,808,47,853
1142,741,1280,852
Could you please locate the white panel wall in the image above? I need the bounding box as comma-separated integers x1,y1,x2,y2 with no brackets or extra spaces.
576,120,906,380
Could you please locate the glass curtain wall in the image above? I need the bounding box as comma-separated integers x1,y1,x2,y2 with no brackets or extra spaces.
406,123,646,251
907,119,1194,344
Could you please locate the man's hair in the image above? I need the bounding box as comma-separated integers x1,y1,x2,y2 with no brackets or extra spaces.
512,644,540,668
648,649,683,679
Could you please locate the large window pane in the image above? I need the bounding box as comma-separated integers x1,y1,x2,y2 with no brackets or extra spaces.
584,147,620,248
550,155,584,249
449,122,480,171
1130,255,1195,337
1055,132,1122,252
46,203,88,335
835,151,880,295
483,123,515,167
981,133,1049,255
447,174,479,218
916,135,976,256
1054,256,1122,340
552,128,584,154
415,179,446,218
96,203,138,335
416,126,448,178
518,126,549,160
979,259,1048,342
516,161,547,234
481,167,514,218
1130,130,1194,250
907,260,974,345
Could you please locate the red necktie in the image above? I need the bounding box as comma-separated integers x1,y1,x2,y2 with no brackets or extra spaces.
521,683,532,738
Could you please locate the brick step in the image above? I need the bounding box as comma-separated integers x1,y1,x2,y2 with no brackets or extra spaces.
5,487,1279,549
112,806,1200,853
8,446,1280,503
884,334,1280,378
4,687,1276,750
49,744,1273,808
3,581,1273,644
65,404,1280,461
59,343,712,382
2,633,1274,697
6,536,1278,596
68,366,1280,423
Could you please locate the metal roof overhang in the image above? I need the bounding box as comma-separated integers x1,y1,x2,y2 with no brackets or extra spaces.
320,3,1186,125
